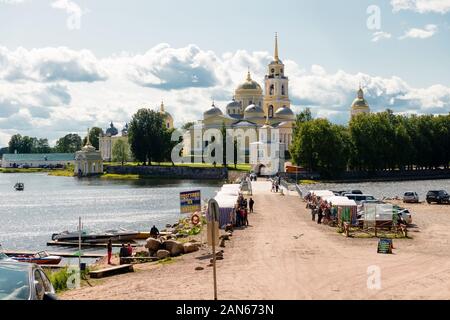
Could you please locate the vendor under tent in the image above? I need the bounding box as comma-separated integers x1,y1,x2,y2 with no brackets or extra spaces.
213,193,238,228
323,196,358,225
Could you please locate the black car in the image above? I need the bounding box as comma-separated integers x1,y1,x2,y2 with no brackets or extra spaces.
0,261,57,300
426,190,450,204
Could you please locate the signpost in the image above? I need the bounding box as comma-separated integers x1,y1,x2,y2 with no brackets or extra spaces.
180,190,201,214
377,238,393,254
78,217,82,269
207,199,220,300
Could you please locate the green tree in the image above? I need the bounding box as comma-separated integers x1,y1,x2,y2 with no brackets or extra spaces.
181,122,195,130
290,118,349,177
55,134,82,153
112,139,129,166
128,108,169,165
8,134,23,153
82,127,103,150
33,138,51,153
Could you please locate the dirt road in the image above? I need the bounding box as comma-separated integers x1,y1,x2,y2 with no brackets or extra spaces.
62,181,450,300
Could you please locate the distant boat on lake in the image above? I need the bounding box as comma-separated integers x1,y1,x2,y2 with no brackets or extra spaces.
14,183,24,191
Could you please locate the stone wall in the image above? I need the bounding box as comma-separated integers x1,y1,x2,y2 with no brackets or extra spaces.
105,165,228,180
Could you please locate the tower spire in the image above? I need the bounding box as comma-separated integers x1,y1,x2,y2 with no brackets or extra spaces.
247,67,252,81
160,100,165,112
274,32,279,62
86,128,91,146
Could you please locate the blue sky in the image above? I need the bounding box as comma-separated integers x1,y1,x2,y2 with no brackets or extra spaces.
0,0,449,146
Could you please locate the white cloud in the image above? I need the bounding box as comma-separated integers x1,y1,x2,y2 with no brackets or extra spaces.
371,31,392,42
51,0,84,30
391,0,450,14
0,43,449,146
0,46,107,82
399,24,438,39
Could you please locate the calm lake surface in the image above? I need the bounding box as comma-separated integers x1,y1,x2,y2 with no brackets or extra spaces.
0,173,222,251
303,179,450,200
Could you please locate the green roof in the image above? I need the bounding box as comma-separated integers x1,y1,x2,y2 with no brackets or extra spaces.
2,153,75,162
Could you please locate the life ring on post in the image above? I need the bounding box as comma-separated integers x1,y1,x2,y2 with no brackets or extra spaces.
191,213,200,226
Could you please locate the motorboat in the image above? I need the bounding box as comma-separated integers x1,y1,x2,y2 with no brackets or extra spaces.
51,228,139,243
14,183,24,191
11,251,62,265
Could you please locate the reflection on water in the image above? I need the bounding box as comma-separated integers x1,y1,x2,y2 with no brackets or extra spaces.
0,173,222,251
305,179,450,200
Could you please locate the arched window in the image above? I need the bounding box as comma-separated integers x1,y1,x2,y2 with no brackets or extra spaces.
281,85,285,95
269,85,274,95
268,105,274,118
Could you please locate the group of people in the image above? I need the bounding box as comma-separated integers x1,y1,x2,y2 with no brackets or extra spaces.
270,175,282,193
234,194,254,227
106,239,134,265
119,243,134,264
305,193,337,225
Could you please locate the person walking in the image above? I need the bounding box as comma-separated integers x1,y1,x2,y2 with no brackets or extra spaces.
107,239,113,265
127,243,133,257
249,198,254,213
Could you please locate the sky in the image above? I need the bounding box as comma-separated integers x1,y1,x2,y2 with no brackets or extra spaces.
0,0,449,147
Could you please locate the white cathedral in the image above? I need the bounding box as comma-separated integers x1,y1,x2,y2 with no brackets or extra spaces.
184,34,296,160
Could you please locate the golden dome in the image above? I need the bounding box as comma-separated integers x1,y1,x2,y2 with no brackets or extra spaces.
351,88,370,110
236,70,262,91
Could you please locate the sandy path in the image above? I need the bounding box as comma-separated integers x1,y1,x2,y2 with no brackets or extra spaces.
62,181,450,300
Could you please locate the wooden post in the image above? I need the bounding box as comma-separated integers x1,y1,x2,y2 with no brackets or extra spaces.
208,199,220,301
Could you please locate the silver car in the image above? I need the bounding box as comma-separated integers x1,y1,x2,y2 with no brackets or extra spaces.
403,192,419,203
0,261,57,300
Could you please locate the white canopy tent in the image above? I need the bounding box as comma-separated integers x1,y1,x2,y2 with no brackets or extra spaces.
322,196,357,207
310,190,335,198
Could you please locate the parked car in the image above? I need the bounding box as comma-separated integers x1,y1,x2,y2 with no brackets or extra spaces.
395,207,413,224
426,190,450,204
403,191,419,203
0,245,13,262
339,190,363,196
344,193,376,204
0,261,57,300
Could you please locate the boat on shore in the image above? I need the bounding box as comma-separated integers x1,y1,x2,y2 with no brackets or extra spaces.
14,182,24,191
11,251,62,265
51,228,140,243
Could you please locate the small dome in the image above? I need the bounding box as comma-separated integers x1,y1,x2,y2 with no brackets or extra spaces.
244,104,265,119
204,102,223,119
105,122,118,136
226,99,241,108
351,87,370,110
82,144,96,152
275,106,295,120
351,98,369,109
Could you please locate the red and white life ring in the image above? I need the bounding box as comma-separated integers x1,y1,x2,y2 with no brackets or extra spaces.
191,213,200,225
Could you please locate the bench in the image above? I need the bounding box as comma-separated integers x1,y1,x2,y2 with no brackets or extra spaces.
89,264,134,279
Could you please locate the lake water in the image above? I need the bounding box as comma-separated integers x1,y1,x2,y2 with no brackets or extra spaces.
0,173,222,252
301,179,450,200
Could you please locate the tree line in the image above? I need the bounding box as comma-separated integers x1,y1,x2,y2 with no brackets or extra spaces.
4,128,104,155
2,108,175,166
290,109,450,178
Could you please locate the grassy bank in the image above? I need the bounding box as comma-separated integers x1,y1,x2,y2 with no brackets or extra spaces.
0,165,75,177
0,168,50,173
104,162,251,172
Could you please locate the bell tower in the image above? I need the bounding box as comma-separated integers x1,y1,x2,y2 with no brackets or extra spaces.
263,33,291,119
